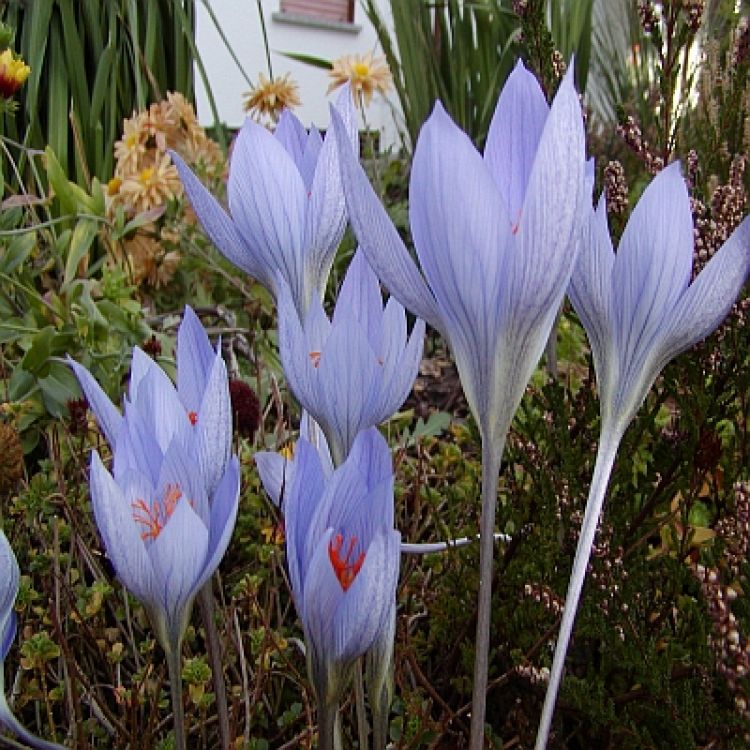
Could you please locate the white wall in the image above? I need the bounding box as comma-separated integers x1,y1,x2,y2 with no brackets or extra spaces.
194,0,403,150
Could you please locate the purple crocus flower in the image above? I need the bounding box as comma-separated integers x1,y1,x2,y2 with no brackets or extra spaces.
68,308,239,653
333,61,585,449
535,163,750,748
277,249,425,465
570,161,750,434
0,531,65,749
171,87,359,318
284,428,400,745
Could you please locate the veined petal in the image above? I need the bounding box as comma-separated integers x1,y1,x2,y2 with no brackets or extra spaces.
503,64,585,344
170,150,265,284
195,351,232,496
254,450,287,507
193,456,240,594
333,250,384,354
285,440,326,607
301,412,334,476
410,103,507,347
148,497,209,643
661,215,750,365
0,531,19,659
331,529,400,663
379,298,408,369
228,118,308,308
315,318,381,461
114,406,163,485
484,59,549,222
331,106,443,332
176,306,216,414
90,452,154,604
569,198,616,398
611,161,693,372
277,280,318,410
275,109,308,168
372,317,424,425
300,126,323,191
157,440,209,526
344,427,393,493
304,87,359,307
67,357,122,448
132,366,188,454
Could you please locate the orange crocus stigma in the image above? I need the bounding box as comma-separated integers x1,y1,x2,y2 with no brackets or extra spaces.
309,351,321,368
328,533,366,591
188,410,198,426
132,484,183,541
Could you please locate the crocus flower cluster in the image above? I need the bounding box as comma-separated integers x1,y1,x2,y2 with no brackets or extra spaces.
172,85,359,318
69,307,239,654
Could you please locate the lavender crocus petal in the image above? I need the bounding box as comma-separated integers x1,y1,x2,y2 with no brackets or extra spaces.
132,366,189,454
504,65,585,340
285,440,326,610
331,529,401,663
128,347,158,401
1,611,16,661
148,498,209,641
484,59,549,221
568,198,616,397
115,407,163,485
170,150,264,283
612,161,693,371
661,215,750,363
193,456,240,594
277,280,317,409
300,126,323,191
302,296,333,351
176,306,215,414
275,109,308,167
301,412,334,476
304,88,358,305
333,250,384,353
229,118,307,305
158,441,210,525
195,351,232,496
90,452,154,603
331,106,444,333
347,428,393,493
316,318,380,460
0,531,19,659
67,357,122,448
254,451,287,507
379,298,408,370
411,103,506,334
373,317,425,424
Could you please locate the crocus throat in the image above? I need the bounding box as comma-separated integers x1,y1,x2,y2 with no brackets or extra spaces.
328,533,366,591
132,484,183,541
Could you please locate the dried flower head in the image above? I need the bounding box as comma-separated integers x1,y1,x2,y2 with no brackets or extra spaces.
243,72,301,123
122,232,181,287
327,52,392,106
0,422,23,495
67,397,90,436
603,160,628,215
228,379,261,440
118,153,182,214
0,49,29,99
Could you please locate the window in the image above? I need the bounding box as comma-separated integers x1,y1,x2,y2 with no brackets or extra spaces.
279,0,354,24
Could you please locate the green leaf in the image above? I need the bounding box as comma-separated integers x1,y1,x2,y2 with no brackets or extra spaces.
63,219,99,287
278,51,333,70
0,232,36,275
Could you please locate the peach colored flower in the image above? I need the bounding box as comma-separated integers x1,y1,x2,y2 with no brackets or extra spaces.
243,72,301,122
119,153,182,214
327,52,392,106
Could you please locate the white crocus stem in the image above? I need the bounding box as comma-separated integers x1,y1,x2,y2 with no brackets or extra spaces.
534,426,623,749
468,434,505,750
